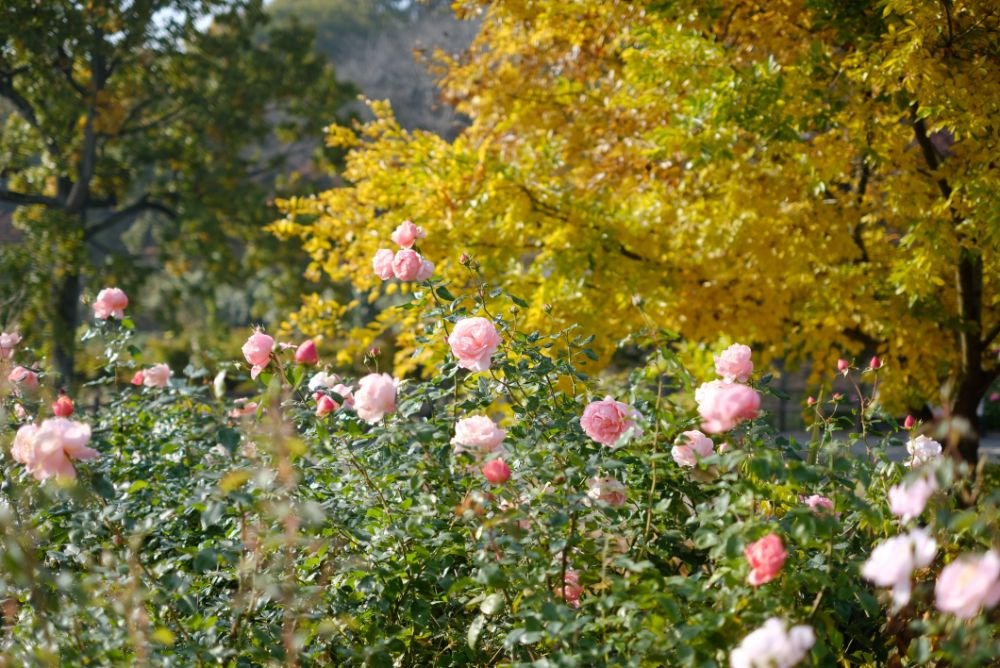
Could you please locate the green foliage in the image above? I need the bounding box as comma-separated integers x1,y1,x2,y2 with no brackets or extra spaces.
1,273,998,665
0,0,355,378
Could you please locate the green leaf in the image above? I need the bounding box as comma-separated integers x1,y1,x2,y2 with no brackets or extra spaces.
467,614,486,649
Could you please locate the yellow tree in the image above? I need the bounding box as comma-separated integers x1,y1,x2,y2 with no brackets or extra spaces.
273,0,1000,460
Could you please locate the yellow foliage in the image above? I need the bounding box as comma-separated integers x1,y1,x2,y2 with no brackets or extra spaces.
277,0,1000,417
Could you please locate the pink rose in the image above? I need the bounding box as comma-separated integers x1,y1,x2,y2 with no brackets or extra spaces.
447,317,502,372
354,373,396,423
482,458,511,484
586,477,627,508
315,393,338,417
906,434,942,466
93,287,129,319
745,533,787,586
391,249,423,281
581,396,642,447
714,343,754,383
11,423,38,464
390,220,425,248
800,495,835,514
451,416,506,454
294,339,319,365
242,331,274,380
52,394,75,417
142,363,172,388
372,249,395,280
331,383,355,410
671,430,714,467
229,401,259,418
888,473,937,522
935,551,1000,619
556,570,584,608
695,380,760,433
837,358,850,374
0,332,21,360
130,370,145,385
870,356,882,369
416,259,434,281
8,366,39,391
862,528,937,608
18,417,98,481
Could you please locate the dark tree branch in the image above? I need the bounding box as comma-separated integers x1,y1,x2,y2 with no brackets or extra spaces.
0,188,63,208
83,196,176,240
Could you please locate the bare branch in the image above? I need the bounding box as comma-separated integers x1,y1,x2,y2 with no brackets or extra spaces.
0,188,63,208
83,196,176,240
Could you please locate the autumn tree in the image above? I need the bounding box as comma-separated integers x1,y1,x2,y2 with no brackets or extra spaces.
273,0,1000,460
0,0,352,380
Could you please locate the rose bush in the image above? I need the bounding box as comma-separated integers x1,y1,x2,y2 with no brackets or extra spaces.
0,262,998,666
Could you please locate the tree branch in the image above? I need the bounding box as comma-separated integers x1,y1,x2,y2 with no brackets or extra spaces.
0,188,63,208
83,197,176,241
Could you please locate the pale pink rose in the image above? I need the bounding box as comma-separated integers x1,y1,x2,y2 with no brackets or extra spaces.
242,331,274,380
8,366,39,391
580,396,642,447
586,477,627,508
935,551,1000,619
718,441,731,453
372,249,395,280
52,395,75,417
229,401,259,418
451,416,506,454
391,249,423,281
142,363,172,388
696,381,760,433
888,473,937,522
315,393,338,417
745,534,787,586
906,434,942,466
715,343,754,383
730,618,815,668
93,287,129,319
0,332,21,360
390,220,426,248
130,370,145,385
557,570,584,608
11,424,38,464
861,528,936,608
800,495,835,514
447,317,502,372
416,259,434,281
482,458,511,484
21,417,98,481
672,430,714,467
354,373,396,423
13,404,28,421
331,383,355,410
294,339,318,365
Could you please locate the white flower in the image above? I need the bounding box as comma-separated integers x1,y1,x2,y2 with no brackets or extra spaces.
906,435,942,466
861,528,937,608
308,371,339,392
730,618,815,668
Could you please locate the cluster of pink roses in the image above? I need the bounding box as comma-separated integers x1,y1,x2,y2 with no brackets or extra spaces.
862,444,1000,619
2,331,41,393
695,344,761,434
372,221,434,282
12,418,98,481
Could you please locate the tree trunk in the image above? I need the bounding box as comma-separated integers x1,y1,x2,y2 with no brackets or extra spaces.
51,265,80,386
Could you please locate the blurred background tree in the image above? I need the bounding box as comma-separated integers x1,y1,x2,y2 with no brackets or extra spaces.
273,0,1000,460
0,0,353,381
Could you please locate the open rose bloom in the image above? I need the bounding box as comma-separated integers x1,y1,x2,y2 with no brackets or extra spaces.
861,528,936,608
0,331,21,360
672,430,714,467
730,618,815,668
447,317,502,372
935,550,1000,619
142,363,172,388
242,331,275,380
93,287,129,319
390,220,426,248
452,415,506,454
586,477,627,508
695,380,760,433
745,533,787,586
714,343,754,383
354,373,397,423
581,397,642,447
12,418,98,481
